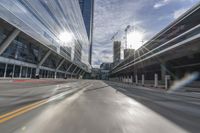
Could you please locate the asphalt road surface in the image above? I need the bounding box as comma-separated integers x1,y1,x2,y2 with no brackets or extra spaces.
0,80,200,133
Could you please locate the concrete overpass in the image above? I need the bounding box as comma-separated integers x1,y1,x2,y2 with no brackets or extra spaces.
110,2,200,88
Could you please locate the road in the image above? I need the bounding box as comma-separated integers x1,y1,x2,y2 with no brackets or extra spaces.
0,80,200,133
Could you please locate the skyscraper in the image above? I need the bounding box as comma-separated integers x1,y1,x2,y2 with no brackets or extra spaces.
79,0,94,65
113,41,121,63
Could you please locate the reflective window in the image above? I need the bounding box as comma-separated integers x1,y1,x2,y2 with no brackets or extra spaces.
21,66,27,78
14,65,20,78
6,64,13,77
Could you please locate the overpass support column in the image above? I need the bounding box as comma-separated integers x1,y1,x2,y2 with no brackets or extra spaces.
142,74,145,86
0,29,20,55
128,75,130,83
161,64,166,82
165,75,171,89
154,73,158,88
124,75,126,83
135,75,138,85
36,50,51,76
130,75,133,83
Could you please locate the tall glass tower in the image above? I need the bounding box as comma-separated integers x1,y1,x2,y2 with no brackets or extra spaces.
79,0,94,65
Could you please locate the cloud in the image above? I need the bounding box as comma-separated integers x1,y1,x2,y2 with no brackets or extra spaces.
92,0,199,67
153,0,171,9
93,0,147,67
173,8,189,19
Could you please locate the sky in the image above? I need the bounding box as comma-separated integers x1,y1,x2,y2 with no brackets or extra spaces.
92,0,200,68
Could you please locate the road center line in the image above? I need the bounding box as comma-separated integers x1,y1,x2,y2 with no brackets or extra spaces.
0,84,91,124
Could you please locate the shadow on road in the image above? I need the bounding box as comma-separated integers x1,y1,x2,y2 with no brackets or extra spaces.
103,81,200,133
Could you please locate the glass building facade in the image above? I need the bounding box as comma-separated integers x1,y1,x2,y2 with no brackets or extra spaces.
0,0,91,79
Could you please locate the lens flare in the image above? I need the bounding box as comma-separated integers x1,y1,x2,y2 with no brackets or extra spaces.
58,31,73,43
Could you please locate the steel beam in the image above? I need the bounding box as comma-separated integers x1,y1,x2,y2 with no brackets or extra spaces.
0,28,20,55
76,68,81,75
71,66,78,78
56,58,65,70
78,69,83,75
38,50,51,66
36,50,51,75
80,70,85,75
55,58,65,79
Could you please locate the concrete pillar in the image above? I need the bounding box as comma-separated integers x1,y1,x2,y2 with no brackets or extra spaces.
135,75,138,84
0,29,20,55
54,71,57,79
25,67,28,78
128,75,130,83
30,68,32,78
161,64,166,82
154,73,158,88
19,66,22,78
4,63,7,78
12,64,15,78
142,74,145,86
165,75,171,89
130,75,133,83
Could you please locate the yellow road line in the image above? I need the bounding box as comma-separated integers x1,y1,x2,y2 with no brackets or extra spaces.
0,100,48,123
0,85,89,124
0,100,46,119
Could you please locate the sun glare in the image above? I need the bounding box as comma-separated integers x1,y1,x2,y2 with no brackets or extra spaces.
127,31,144,50
58,31,73,43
